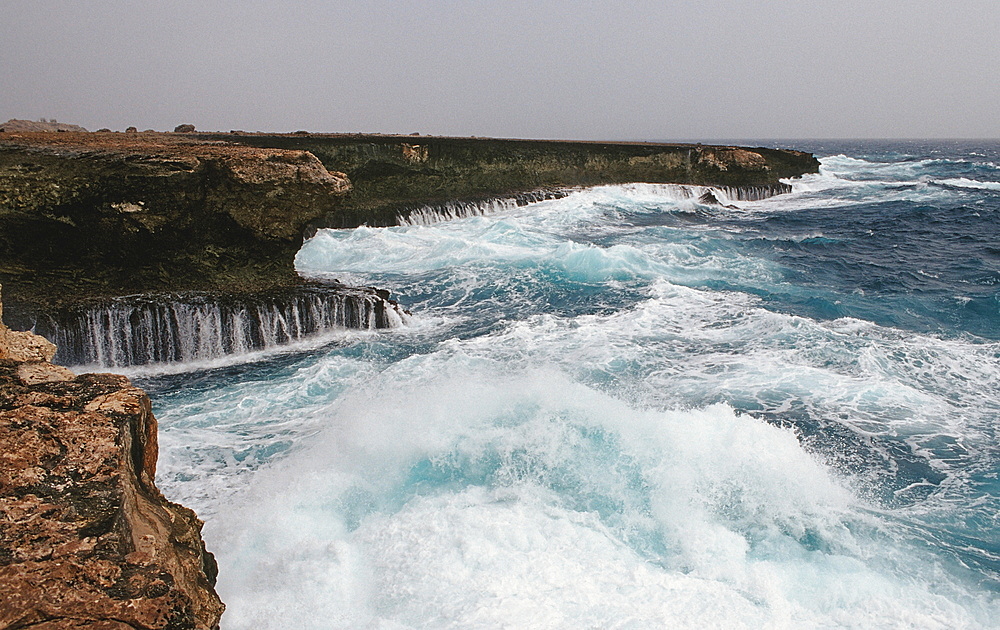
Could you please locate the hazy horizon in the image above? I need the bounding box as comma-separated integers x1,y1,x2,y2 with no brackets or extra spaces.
3,1,998,140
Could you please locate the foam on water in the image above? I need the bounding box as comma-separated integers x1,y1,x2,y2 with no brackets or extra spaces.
152,140,1000,629
938,178,1000,192
174,357,994,629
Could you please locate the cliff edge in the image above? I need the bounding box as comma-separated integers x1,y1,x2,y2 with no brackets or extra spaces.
0,131,818,312
0,286,225,629
0,132,351,309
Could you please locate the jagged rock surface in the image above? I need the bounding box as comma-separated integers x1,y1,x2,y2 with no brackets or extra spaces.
0,288,224,630
0,132,351,309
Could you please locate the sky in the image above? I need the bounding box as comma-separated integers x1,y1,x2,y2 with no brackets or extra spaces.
2,0,998,140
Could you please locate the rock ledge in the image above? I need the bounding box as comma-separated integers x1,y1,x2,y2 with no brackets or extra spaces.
0,286,224,630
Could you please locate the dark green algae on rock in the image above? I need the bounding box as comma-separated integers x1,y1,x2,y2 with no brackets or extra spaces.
0,131,818,313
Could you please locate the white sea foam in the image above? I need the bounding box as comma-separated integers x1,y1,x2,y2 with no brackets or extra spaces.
155,162,1000,629
937,177,1000,191
297,197,784,294
157,281,999,628
178,360,995,629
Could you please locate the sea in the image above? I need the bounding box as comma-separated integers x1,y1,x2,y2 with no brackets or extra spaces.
128,140,1000,629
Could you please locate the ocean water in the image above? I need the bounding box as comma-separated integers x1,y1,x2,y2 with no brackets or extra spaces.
136,140,1000,629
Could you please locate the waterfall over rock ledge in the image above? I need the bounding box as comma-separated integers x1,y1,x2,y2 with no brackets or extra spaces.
393,183,793,225
20,284,409,368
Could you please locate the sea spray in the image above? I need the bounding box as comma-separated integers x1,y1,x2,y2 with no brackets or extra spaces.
149,140,1000,629
179,364,990,628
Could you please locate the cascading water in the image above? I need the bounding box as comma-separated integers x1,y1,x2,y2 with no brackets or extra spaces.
397,189,569,226
31,285,408,367
396,184,793,226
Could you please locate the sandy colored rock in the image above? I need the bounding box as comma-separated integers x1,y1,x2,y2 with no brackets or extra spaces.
0,285,58,362
696,147,770,172
0,368,224,629
0,119,87,133
0,289,223,629
16,361,75,385
0,328,57,362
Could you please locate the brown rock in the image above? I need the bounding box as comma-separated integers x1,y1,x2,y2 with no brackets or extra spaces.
0,119,88,133
0,285,57,362
16,362,75,385
0,288,224,629
695,147,770,172
0,328,56,362
173,124,196,133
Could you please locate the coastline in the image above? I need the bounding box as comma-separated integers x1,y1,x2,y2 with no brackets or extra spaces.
0,132,818,626
0,131,818,314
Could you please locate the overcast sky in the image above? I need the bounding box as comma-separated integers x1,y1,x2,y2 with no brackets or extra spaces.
3,0,998,140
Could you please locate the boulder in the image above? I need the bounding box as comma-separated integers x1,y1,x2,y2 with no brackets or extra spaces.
0,286,56,362
173,124,196,133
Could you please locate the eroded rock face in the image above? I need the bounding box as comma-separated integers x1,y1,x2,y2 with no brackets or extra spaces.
0,287,57,363
0,288,224,630
0,133,352,308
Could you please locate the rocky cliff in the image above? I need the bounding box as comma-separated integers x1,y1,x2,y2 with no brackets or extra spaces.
210,134,820,228
0,287,225,629
0,131,818,313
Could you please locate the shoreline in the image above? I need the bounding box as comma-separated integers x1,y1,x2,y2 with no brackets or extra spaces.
0,131,818,314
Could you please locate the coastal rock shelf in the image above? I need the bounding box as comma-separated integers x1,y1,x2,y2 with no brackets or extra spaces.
0,131,818,315
0,290,224,629
0,132,351,309
217,134,818,228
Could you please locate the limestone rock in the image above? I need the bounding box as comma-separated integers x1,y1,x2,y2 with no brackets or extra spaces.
0,286,56,362
0,135,353,306
0,119,87,133
0,328,57,362
0,287,224,629
695,147,770,172
16,361,75,385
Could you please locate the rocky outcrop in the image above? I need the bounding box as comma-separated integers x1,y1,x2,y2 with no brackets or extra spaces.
0,131,817,312
0,287,225,629
0,120,88,133
213,134,819,228
0,133,351,309
0,296,57,364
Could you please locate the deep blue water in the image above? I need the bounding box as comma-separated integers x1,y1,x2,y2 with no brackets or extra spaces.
137,140,1000,629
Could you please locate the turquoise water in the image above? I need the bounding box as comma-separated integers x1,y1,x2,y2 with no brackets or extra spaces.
140,141,1000,629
